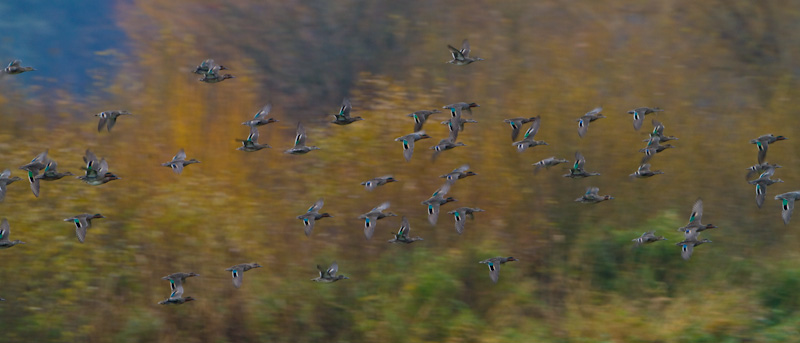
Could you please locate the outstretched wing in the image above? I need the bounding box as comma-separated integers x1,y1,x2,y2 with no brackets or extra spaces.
755,183,766,209
363,178,378,191
364,216,377,240
453,164,470,174
294,123,306,147
574,151,586,169
173,148,187,161
328,262,339,277
168,278,185,299
453,210,466,234
75,224,88,243
509,120,522,141
248,126,260,143
427,203,441,225
30,177,40,197
577,117,589,138
652,119,664,136
97,113,108,132
169,162,184,174
585,107,602,116
487,262,501,283
680,242,694,260
401,137,415,162
0,218,9,242
756,140,769,164
371,201,391,213
84,149,99,168
230,268,244,288
255,103,272,119
460,39,471,57
632,109,644,131
523,117,541,139
400,216,410,237
97,159,109,176
340,98,352,118
448,45,465,61
688,198,703,226
781,197,795,225
309,198,324,212
301,216,315,236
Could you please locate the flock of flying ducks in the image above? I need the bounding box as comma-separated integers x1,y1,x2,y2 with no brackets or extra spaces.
0,39,796,304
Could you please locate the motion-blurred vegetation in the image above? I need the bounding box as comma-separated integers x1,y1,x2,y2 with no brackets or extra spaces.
2,0,800,342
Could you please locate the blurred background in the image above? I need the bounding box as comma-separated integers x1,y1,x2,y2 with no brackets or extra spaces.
2,0,800,342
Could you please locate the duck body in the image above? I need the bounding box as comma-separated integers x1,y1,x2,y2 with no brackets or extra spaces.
284,122,319,154
237,126,271,152
533,157,569,173
421,184,456,225
331,98,363,125
440,164,477,183
442,115,478,133
161,148,200,174
395,131,431,162
0,169,22,202
639,136,674,164
563,151,601,178
408,110,441,132
37,159,73,182
3,60,35,75
511,116,547,152
358,202,397,240
575,187,614,203
63,213,105,243
158,272,196,305
159,296,195,305
775,191,800,225
446,39,484,65
242,104,279,127
0,218,25,249
504,117,537,141
646,119,678,142
749,167,783,208
388,216,423,244
19,150,48,197
77,150,120,186
751,134,788,164
632,231,666,246
627,107,663,131
95,110,131,132
78,173,120,186
162,272,199,283
297,199,331,236
430,135,466,161
479,256,518,283
361,175,397,191
746,162,781,181
443,102,480,114
311,262,349,282
225,263,262,288
577,107,605,138
676,198,716,232
629,163,664,178
676,237,712,260
193,59,226,74
199,65,235,83
447,207,484,234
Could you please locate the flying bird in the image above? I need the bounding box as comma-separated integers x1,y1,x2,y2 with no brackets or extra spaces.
446,39,484,65
479,257,518,283
577,107,605,138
